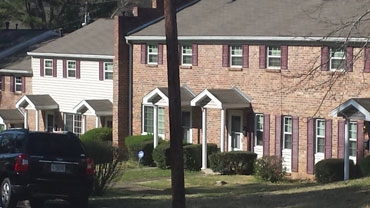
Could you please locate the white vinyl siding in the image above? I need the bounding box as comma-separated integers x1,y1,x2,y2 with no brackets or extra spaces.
32,58,113,113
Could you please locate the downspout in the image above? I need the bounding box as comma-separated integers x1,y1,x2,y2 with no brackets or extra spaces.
126,38,133,136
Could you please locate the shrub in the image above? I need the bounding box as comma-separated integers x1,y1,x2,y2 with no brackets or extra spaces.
254,156,286,183
153,142,219,170
125,135,155,165
183,143,219,171
209,151,257,175
360,155,370,177
80,127,112,142
152,141,171,169
314,158,356,183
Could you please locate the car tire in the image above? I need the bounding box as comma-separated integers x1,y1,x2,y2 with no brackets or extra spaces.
0,178,18,208
70,195,88,208
29,198,45,208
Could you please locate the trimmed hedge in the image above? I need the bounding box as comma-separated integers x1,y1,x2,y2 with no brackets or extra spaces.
359,155,370,177
152,142,219,170
80,127,112,142
209,151,257,175
124,135,155,166
314,158,357,183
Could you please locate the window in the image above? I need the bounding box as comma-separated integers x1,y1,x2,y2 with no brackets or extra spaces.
330,48,345,71
267,46,281,68
65,113,82,137
147,45,158,64
349,122,357,157
14,76,22,92
67,60,76,77
143,106,164,135
283,116,292,149
255,114,263,146
315,119,325,153
230,46,243,67
181,45,192,65
104,62,113,80
182,111,191,143
44,59,53,76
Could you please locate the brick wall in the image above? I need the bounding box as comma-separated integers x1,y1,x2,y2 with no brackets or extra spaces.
131,43,370,178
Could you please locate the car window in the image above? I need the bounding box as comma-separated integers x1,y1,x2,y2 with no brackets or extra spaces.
0,132,26,154
28,133,85,157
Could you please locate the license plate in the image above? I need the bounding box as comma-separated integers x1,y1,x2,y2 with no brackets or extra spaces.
51,163,66,173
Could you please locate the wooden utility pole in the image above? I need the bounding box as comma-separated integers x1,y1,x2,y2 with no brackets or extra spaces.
164,0,185,207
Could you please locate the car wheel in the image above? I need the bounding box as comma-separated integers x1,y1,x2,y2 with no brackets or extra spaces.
70,195,88,208
0,178,17,208
29,198,45,208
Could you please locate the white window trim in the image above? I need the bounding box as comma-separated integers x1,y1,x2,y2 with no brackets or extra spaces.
330,48,345,71
147,45,158,65
267,46,281,69
254,113,263,147
283,116,292,149
181,45,192,66
44,59,53,76
230,45,243,68
142,105,165,139
67,60,76,78
104,62,113,80
349,121,357,160
315,119,325,154
181,109,192,144
14,76,22,92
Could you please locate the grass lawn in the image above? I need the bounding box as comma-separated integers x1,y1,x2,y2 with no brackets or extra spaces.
88,166,370,208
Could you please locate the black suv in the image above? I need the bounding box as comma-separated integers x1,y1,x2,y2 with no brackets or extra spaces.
0,129,94,208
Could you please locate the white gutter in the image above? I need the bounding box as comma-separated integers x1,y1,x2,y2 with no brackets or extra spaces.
126,35,370,43
27,52,114,59
0,69,32,74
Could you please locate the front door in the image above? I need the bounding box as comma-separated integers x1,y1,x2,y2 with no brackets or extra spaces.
46,113,54,132
229,111,243,151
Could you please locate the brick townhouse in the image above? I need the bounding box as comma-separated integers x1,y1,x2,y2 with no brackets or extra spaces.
117,0,370,178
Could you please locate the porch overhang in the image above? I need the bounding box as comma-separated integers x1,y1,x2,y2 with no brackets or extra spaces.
142,86,195,107
190,86,251,109
330,98,370,121
15,94,59,110
73,99,113,116
0,109,24,124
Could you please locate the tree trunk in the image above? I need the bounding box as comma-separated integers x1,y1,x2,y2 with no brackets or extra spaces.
163,0,185,207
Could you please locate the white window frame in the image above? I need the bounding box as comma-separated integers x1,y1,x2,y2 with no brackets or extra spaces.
349,121,357,158
255,113,263,146
142,105,165,138
283,116,292,149
181,110,192,143
330,48,345,71
267,46,281,69
104,62,113,80
64,113,83,137
315,119,325,154
14,76,22,92
181,45,192,66
147,45,158,65
44,59,53,76
230,45,243,67
67,60,76,78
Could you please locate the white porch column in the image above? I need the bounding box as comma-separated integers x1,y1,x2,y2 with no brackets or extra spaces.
153,105,159,148
95,116,99,128
344,119,350,181
220,109,225,152
35,110,39,131
201,108,208,170
24,110,28,129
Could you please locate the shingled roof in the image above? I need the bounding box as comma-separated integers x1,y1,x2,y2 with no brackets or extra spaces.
128,0,370,41
29,18,114,57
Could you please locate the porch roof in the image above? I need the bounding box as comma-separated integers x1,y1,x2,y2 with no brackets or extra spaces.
0,109,24,124
73,99,112,116
15,94,58,110
330,98,370,121
143,86,195,107
191,87,251,109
